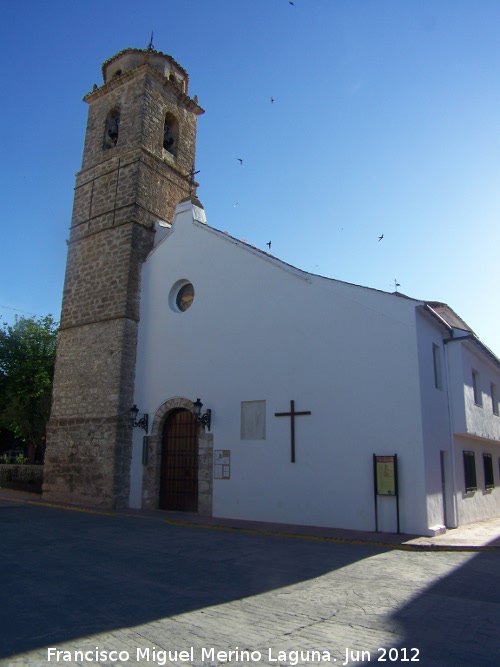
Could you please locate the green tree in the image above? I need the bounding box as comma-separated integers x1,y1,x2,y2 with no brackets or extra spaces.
0,315,58,461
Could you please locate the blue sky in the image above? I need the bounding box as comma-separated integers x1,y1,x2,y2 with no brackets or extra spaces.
1,0,499,355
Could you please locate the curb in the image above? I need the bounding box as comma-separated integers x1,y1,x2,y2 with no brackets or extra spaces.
162,519,500,552
1,490,498,552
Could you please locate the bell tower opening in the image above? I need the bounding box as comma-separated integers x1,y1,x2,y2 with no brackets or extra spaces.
103,108,120,149
163,112,178,154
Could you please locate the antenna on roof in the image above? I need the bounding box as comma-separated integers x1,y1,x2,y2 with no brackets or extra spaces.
147,31,154,51
393,279,401,292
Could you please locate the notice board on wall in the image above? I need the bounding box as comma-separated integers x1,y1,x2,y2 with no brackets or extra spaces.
373,454,400,533
214,450,231,480
374,455,397,496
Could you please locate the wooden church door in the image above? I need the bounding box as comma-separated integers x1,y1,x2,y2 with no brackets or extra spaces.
160,409,199,511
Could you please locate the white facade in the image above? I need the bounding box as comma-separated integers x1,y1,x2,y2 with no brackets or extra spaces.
130,198,500,536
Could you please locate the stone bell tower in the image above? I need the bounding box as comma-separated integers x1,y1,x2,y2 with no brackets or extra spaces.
43,47,204,508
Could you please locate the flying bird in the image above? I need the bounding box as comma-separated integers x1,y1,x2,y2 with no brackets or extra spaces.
266,241,272,249
237,158,243,165
378,234,384,242
271,97,275,104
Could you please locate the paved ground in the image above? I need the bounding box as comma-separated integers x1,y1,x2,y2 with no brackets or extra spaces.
0,490,499,667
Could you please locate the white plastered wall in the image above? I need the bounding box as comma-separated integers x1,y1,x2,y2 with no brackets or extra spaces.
131,200,439,535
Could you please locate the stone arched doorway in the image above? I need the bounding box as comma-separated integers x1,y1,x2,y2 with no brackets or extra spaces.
142,396,213,515
159,408,198,511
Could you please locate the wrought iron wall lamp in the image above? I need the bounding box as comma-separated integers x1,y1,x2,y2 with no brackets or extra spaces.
193,398,211,431
130,404,149,433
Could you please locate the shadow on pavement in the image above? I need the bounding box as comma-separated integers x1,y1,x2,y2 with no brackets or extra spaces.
0,502,382,660
374,550,500,666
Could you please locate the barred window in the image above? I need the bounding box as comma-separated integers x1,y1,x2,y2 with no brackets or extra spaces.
483,453,494,490
463,451,477,492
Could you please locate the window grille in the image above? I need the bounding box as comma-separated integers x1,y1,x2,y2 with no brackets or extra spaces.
463,451,477,492
483,453,494,490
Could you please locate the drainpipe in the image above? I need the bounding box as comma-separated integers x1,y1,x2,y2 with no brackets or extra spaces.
442,334,459,528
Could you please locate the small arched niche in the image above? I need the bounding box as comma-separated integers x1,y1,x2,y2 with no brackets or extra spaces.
103,108,120,150
163,112,178,155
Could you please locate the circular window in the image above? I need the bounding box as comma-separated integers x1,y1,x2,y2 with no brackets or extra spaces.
175,282,194,312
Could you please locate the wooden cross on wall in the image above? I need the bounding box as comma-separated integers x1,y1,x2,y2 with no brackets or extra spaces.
274,400,312,463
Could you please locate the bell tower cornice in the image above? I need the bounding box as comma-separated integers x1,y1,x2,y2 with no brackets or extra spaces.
102,47,189,79
83,48,204,116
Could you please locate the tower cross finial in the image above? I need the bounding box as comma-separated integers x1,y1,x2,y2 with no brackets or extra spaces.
147,31,154,51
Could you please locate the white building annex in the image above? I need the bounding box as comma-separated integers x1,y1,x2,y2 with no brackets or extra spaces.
130,196,500,537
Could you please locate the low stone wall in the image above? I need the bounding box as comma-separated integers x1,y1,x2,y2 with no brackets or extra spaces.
0,464,43,493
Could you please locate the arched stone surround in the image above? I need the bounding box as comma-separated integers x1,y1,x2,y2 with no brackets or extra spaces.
142,396,213,515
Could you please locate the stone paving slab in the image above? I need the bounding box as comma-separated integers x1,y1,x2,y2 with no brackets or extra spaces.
0,491,499,667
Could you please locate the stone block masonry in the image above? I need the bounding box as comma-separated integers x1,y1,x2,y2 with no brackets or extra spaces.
44,317,139,509
60,219,153,328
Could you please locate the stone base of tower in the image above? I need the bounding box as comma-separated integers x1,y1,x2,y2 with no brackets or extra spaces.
42,416,132,509
43,419,131,509
42,318,138,509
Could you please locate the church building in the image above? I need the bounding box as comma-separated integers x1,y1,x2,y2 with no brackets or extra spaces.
43,46,500,537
